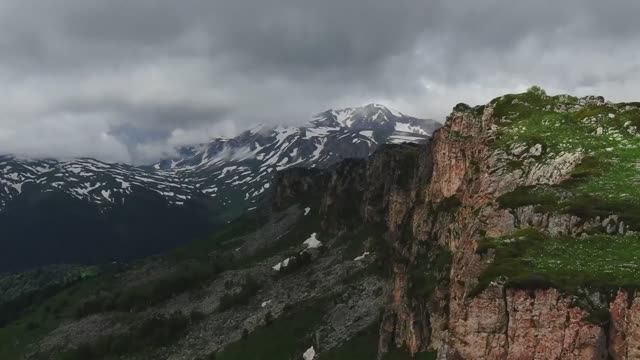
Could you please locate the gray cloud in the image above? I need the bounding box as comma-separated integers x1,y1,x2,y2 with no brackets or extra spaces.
1,0,639,163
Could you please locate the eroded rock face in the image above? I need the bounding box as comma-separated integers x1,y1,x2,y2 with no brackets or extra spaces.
506,288,607,360
445,284,508,359
609,291,640,360
272,168,330,210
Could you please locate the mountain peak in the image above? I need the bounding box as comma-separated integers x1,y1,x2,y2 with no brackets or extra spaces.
359,103,404,117
311,103,406,129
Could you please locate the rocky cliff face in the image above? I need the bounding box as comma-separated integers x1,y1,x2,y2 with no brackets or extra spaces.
380,93,640,359
275,90,640,359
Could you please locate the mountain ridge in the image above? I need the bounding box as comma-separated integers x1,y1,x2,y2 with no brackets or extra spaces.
0,104,439,215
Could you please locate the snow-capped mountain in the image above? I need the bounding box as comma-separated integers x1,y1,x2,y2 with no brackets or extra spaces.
0,156,195,211
311,103,434,142
0,104,439,214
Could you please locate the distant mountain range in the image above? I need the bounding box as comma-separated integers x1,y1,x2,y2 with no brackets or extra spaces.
1,104,438,215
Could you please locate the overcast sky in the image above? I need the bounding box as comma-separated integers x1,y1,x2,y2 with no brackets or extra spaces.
1,0,639,163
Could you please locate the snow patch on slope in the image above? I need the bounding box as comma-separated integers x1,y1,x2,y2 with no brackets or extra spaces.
303,233,322,249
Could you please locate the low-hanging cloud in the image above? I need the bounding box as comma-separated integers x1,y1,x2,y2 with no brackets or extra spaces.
1,0,639,163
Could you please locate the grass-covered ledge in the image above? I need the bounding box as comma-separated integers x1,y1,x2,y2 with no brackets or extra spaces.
475,228,640,295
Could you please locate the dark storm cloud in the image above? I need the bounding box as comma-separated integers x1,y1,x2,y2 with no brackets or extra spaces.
1,0,639,163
